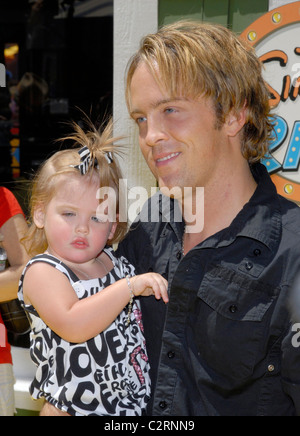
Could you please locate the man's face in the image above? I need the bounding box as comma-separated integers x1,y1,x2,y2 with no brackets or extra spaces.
129,63,231,193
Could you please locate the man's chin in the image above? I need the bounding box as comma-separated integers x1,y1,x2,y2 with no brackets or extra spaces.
159,185,183,201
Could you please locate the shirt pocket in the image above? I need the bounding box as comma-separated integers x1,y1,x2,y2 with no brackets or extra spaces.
195,266,278,387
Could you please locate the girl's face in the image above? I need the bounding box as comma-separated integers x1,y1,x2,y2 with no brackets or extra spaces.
34,174,117,265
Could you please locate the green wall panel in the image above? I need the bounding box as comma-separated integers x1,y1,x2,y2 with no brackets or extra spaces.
158,0,203,26
202,0,229,26
229,0,269,33
159,0,269,32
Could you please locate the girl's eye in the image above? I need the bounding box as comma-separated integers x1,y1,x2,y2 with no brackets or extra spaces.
91,216,106,223
63,212,75,217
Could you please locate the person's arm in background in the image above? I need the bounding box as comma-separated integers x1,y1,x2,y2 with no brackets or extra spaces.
0,213,29,302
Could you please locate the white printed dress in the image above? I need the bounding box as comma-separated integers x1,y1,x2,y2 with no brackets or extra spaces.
18,248,151,416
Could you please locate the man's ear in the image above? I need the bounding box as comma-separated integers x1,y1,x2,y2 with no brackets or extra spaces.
225,105,247,137
33,204,46,229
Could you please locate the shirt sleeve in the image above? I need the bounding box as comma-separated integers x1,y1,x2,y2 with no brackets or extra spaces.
0,187,25,228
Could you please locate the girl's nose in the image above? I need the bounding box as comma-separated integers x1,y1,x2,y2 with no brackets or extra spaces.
76,220,89,235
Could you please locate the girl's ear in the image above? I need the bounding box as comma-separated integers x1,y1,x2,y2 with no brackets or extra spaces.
108,221,118,242
33,204,46,229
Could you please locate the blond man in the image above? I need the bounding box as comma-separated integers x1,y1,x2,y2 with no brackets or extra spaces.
118,21,300,416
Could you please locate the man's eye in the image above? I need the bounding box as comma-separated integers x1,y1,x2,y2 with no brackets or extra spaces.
136,116,147,124
165,107,176,114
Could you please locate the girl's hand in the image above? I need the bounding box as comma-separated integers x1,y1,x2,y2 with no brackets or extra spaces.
130,273,169,304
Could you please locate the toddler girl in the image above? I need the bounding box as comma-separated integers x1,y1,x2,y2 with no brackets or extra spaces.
18,118,168,416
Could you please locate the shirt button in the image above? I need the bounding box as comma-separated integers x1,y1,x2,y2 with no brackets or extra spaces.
167,351,175,359
253,248,261,256
268,364,275,373
229,304,238,313
176,251,182,260
245,261,253,271
159,401,167,409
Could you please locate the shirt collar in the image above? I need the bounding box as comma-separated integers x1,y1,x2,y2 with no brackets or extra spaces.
232,163,282,251
199,163,282,251
159,163,282,252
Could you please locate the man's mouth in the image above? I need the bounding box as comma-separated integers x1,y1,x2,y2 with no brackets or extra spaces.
156,152,181,164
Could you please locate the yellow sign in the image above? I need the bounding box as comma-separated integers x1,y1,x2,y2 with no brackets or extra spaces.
241,2,300,202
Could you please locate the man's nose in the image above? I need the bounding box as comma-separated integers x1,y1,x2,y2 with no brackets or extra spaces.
145,117,168,147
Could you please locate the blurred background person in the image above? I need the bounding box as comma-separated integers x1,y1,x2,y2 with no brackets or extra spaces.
0,186,29,415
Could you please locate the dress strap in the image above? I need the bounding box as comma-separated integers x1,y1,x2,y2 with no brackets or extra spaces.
25,253,80,284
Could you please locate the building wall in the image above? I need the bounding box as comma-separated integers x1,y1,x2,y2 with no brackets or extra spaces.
159,0,269,32
113,0,158,199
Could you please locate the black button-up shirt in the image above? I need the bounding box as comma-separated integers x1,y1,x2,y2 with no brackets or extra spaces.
118,163,300,416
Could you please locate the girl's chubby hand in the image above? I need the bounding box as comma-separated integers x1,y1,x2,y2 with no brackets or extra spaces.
130,273,169,304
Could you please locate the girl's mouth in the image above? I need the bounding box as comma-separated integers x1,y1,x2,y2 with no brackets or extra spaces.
72,238,89,249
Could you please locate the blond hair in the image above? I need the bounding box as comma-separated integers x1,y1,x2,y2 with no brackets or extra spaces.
126,21,273,163
23,118,127,256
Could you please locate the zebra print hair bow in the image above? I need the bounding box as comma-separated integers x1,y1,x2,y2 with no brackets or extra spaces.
73,146,113,175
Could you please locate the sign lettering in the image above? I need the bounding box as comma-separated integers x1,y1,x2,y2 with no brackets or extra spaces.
241,2,300,202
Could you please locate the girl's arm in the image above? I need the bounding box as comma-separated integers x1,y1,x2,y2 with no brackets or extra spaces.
22,262,168,343
0,214,30,302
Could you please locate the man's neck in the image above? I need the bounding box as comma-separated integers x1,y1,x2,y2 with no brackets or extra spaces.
181,161,257,254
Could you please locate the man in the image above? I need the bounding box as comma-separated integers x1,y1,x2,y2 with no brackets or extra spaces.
117,21,300,416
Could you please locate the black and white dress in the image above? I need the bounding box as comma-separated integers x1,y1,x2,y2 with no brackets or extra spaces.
18,247,151,416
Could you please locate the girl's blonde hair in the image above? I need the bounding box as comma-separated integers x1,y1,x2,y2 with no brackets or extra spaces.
23,118,127,257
